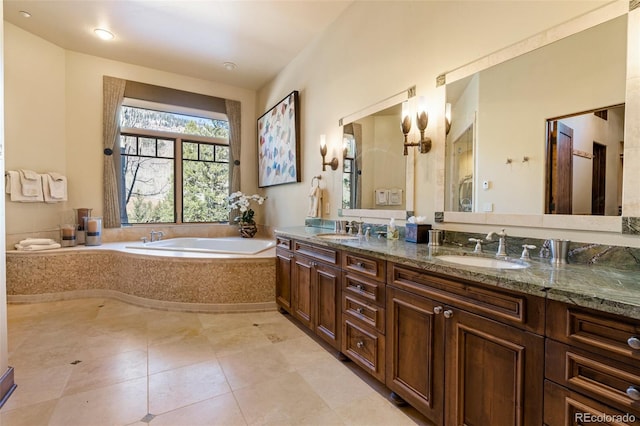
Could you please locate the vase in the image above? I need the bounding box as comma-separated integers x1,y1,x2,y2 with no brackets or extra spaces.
238,222,258,238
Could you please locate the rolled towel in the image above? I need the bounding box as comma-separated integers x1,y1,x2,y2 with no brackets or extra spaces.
18,238,57,246
15,243,61,251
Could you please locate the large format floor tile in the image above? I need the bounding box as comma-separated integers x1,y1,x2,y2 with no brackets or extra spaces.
1,298,430,425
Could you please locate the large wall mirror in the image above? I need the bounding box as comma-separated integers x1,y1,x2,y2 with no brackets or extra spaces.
340,89,414,219
443,1,628,230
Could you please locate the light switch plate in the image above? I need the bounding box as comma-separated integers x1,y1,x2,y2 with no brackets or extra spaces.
483,202,493,212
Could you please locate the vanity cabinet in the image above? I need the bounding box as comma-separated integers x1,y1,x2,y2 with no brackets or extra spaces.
386,262,545,426
275,237,293,311
276,238,342,350
544,300,640,424
341,251,387,382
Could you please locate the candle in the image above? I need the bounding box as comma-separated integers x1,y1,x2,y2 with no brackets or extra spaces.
87,219,98,233
62,227,75,238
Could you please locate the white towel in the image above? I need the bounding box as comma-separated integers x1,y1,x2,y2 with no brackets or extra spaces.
5,171,43,202
43,173,67,202
18,238,57,246
15,243,61,251
19,169,40,196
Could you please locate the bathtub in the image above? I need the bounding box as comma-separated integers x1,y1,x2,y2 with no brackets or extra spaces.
7,237,277,313
125,237,275,255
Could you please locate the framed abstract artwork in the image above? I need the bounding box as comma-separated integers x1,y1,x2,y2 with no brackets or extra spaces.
257,90,301,187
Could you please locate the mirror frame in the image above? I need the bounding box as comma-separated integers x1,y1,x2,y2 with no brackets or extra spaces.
338,87,415,220
439,0,632,233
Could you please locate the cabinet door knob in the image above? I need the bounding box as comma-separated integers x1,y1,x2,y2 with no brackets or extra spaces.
433,306,443,315
443,310,454,319
356,341,365,349
626,386,640,401
628,336,640,350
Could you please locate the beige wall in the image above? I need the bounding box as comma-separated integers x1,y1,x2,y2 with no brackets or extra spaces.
0,0,8,383
4,23,259,246
256,0,638,245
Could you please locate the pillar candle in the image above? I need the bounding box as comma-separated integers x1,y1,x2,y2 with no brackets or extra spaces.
87,219,98,233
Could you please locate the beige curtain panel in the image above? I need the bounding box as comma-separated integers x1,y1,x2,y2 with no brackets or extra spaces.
102,76,126,228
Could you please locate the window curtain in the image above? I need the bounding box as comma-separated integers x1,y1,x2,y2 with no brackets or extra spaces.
103,76,126,228
225,99,242,221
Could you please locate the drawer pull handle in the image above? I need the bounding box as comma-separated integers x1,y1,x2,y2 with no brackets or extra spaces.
356,307,364,314
356,341,365,349
628,336,640,350
433,306,443,315
443,310,454,319
355,284,363,291
356,262,365,268
626,386,640,401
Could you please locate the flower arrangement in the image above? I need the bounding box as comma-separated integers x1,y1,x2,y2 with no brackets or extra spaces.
228,192,266,224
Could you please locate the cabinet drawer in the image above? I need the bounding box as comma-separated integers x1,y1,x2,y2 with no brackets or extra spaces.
546,339,640,416
547,300,640,365
276,236,292,250
342,252,385,282
343,294,385,334
343,318,385,382
388,262,544,333
294,241,340,265
544,380,637,426
343,272,385,306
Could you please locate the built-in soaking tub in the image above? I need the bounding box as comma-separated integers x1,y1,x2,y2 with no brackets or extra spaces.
125,237,275,255
6,237,276,313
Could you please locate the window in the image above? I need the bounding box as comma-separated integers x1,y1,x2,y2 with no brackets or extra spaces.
119,104,230,224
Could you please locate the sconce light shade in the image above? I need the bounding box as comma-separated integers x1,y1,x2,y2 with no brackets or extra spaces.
445,103,452,135
402,96,431,155
320,135,339,171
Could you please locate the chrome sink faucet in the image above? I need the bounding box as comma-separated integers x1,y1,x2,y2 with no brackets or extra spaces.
486,229,508,257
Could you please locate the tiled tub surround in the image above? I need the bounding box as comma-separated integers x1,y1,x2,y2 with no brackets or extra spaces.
6,242,276,312
276,226,640,320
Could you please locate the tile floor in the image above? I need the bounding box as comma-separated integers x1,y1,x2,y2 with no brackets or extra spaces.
1,298,431,426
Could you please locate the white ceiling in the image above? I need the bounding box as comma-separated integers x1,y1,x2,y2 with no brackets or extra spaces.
3,0,353,90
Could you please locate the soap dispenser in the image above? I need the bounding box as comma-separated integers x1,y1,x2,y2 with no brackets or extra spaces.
387,218,399,240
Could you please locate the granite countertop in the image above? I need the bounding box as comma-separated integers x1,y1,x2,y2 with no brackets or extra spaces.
275,226,640,321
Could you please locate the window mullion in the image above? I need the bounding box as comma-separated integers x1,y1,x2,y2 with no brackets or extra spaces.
175,138,183,224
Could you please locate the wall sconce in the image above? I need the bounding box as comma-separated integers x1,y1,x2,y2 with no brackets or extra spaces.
402,96,431,155
320,135,338,171
445,103,452,136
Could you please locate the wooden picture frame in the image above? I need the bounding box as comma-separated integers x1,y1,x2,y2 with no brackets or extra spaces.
257,90,301,187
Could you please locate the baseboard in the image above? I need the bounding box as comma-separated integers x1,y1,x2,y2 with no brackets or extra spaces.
0,366,17,408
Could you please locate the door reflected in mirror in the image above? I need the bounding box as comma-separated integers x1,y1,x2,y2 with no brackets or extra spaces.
545,105,624,216
445,124,474,212
342,104,406,210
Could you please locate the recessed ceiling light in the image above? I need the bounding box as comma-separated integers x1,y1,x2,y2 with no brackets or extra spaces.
94,28,115,41
19,10,31,18
223,62,237,71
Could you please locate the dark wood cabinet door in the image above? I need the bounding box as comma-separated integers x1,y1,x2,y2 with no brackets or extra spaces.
445,308,544,426
291,255,313,329
386,286,444,425
314,262,341,349
544,380,638,426
275,248,293,312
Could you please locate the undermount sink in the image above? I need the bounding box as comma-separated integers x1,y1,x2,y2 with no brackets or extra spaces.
316,233,359,240
436,255,529,270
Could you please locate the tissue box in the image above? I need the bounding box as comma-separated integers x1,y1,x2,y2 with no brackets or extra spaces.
405,223,432,243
